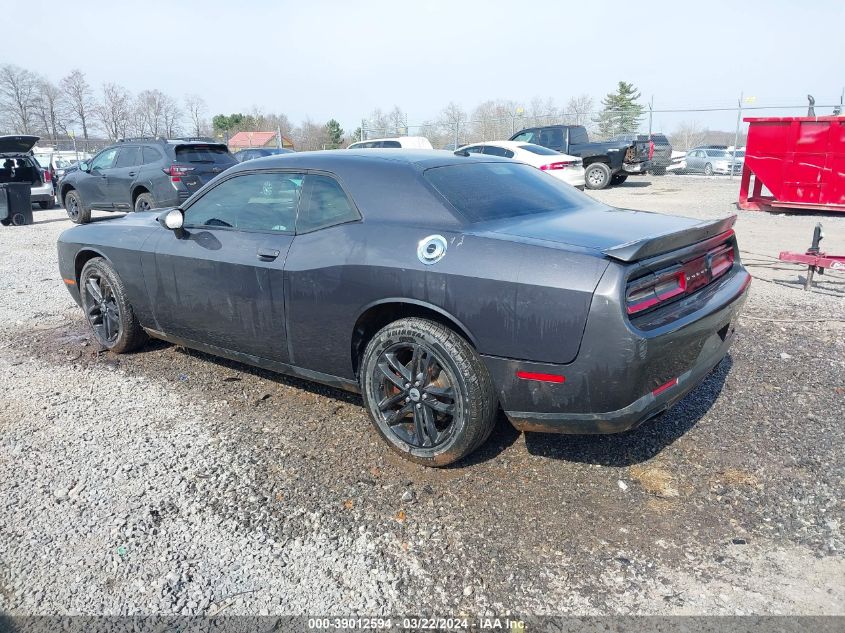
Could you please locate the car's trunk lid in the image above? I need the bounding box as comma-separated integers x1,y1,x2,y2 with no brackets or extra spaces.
474,206,734,262
0,135,39,155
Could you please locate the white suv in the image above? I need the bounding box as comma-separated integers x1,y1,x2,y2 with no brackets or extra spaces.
347,136,433,150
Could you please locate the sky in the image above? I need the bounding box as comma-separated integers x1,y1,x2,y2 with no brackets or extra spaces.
4,0,845,135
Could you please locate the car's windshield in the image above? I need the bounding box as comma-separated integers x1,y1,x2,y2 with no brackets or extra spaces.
424,161,589,223
519,144,560,156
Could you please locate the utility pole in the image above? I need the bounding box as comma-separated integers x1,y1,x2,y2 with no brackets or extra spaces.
361,119,366,142
277,125,283,149
730,92,743,180
648,96,653,137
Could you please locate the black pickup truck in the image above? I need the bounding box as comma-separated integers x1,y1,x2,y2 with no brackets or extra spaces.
510,125,652,189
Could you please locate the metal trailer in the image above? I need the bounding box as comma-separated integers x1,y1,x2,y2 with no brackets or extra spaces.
778,223,845,290
738,115,845,213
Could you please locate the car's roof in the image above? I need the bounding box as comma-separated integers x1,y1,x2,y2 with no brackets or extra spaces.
460,140,541,150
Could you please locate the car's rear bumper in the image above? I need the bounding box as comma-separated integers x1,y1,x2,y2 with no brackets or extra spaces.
481,265,751,435
30,183,53,202
623,161,651,174
548,167,586,189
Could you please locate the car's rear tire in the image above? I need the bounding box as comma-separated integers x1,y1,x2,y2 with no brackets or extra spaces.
610,173,628,185
65,190,90,224
134,192,155,213
360,317,497,467
38,200,54,210
584,162,611,190
704,162,714,176
79,257,147,353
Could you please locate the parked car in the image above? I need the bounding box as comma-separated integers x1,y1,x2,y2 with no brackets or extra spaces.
510,125,651,189
0,135,55,209
347,136,433,149
456,141,585,189
684,147,743,175
233,147,294,162
34,150,77,194
612,133,673,175
59,137,237,223
58,149,750,466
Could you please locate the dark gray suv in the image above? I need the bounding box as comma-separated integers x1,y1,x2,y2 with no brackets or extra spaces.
59,137,236,224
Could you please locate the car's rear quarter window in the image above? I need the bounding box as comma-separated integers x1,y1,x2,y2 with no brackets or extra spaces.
519,144,559,156
424,162,586,223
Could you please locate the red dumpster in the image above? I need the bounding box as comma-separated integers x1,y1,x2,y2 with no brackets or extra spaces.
738,115,845,213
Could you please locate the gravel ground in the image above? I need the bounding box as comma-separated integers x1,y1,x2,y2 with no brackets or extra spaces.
0,175,843,616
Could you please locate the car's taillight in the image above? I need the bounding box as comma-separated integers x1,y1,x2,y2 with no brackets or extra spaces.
648,140,655,160
709,246,734,278
540,160,579,170
626,244,736,316
163,164,194,182
43,170,51,182
626,268,686,314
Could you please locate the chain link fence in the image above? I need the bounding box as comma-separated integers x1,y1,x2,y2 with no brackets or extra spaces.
359,99,844,181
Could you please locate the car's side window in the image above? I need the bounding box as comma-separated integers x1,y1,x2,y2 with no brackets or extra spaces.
482,146,513,158
114,146,141,168
381,140,401,148
539,128,563,148
142,147,162,164
463,146,484,154
296,174,359,233
184,172,304,233
91,148,118,171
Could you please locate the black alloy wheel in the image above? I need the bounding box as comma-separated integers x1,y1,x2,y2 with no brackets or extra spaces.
360,317,497,466
373,341,458,449
83,271,121,346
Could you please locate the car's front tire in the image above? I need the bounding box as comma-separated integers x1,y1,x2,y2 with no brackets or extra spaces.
584,162,611,190
134,192,155,213
65,190,91,224
360,317,497,467
704,162,714,176
79,257,147,353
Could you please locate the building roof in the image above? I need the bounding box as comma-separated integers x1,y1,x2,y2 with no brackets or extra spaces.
228,131,293,148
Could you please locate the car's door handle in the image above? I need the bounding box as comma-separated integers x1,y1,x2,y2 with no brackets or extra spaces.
257,248,280,261
128,172,136,177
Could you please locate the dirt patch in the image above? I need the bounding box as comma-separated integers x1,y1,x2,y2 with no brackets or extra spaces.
629,465,681,498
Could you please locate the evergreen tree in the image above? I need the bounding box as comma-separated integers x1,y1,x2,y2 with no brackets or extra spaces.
325,119,344,148
594,81,644,137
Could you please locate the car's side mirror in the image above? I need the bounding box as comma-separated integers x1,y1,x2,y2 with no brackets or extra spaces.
79,162,90,172
158,208,184,233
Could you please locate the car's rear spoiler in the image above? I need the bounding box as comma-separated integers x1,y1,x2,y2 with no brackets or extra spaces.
602,215,737,262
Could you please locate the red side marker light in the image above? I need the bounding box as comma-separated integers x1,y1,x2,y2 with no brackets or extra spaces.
652,377,678,396
516,371,565,384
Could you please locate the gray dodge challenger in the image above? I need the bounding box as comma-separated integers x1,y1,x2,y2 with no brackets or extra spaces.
58,150,751,466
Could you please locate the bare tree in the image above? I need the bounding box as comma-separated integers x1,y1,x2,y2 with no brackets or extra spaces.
96,83,132,140
0,65,39,134
161,94,182,137
34,79,64,140
671,120,708,151
184,94,208,136
134,89,172,137
291,117,330,151
387,106,407,136
438,102,466,146
527,96,557,127
564,94,594,128
60,69,95,139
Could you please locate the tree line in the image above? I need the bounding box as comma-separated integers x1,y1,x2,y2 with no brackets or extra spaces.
0,67,731,152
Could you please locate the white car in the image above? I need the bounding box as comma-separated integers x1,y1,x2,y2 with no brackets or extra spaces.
347,136,433,150
456,141,586,189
